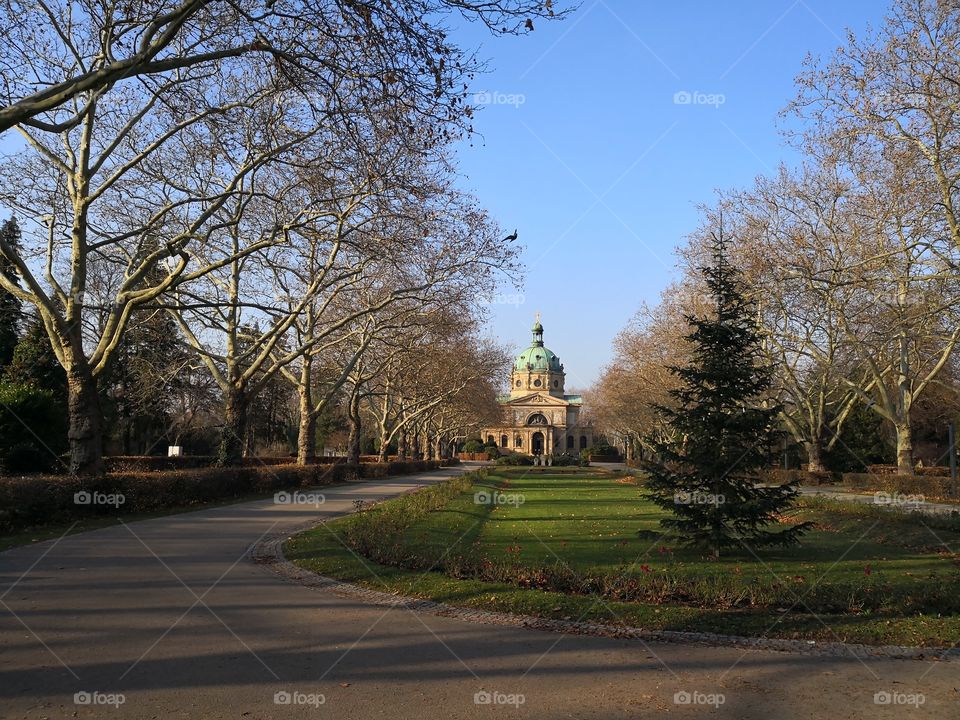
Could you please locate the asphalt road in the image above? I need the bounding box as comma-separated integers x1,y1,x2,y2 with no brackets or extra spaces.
1,465,956,719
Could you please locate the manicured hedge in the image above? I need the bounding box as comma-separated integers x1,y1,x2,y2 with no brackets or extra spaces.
842,472,956,497
458,452,491,461
495,453,534,466
866,464,951,477
103,455,343,472
763,468,839,486
0,458,459,534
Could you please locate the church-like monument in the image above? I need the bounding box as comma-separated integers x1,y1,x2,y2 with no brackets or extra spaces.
482,315,594,457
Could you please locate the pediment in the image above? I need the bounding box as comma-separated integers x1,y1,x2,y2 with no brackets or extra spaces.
502,393,569,407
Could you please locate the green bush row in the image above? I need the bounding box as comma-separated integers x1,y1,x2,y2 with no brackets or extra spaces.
102,455,343,472
340,470,481,559
494,453,587,467
867,464,952,477
0,459,459,534
762,468,838,485
842,473,957,496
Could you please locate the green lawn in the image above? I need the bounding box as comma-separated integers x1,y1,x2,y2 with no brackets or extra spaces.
285,468,960,646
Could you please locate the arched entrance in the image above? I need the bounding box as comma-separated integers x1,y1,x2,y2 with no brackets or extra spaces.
532,431,545,456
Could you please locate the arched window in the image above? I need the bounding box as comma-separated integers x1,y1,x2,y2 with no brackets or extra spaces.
567,435,574,449
580,435,588,449
553,380,559,388
486,435,495,445
500,434,508,448
515,435,523,448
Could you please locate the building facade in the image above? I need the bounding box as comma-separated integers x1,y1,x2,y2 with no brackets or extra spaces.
482,316,593,456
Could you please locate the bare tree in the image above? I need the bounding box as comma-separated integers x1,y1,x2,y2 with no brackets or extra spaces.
0,0,567,131
591,282,707,461
0,0,563,474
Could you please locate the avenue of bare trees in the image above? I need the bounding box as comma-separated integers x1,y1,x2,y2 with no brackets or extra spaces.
593,0,960,476
0,0,563,475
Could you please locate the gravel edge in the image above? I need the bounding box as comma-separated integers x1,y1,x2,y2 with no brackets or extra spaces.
250,523,957,662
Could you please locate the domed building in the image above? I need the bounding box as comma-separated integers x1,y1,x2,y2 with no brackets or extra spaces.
482,315,594,457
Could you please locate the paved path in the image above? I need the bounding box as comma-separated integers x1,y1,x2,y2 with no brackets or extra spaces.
1,465,957,719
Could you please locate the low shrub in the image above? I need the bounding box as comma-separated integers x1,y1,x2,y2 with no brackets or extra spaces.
103,455,342,473
459,452,491,461
587,454,622,463
762,468,838,486
866,464,951,477
842,472,955,496
495,453,534,466
551,453,585,467
340,471,482,560
0,458,455,535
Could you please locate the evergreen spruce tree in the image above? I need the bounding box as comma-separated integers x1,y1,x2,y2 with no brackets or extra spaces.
4,311,68,402
0,218,23,367
642,229,811,558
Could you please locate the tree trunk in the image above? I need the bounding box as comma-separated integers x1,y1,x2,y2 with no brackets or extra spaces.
377,424,390,463
66,364,104,476
804,440,825,473
397,430,407,460
218,386,248,466
895,422,914,475
346,390,361,465
296,381,316,466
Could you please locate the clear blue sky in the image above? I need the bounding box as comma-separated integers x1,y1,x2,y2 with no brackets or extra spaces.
0,1,889,390
451,0,888,389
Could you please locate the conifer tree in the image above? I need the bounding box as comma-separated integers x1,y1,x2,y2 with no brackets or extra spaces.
5,311,68,402
642,229,811,557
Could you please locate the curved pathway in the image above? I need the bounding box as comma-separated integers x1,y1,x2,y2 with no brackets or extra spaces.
1,465,956,719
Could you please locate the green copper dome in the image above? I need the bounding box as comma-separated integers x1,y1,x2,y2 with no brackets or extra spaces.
514,345,562,372
514,315,562,371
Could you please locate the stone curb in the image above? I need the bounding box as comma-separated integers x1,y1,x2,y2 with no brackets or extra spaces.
250,522,957,662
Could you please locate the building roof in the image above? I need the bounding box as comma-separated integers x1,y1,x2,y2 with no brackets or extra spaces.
514,345,562,372
514,316,563,372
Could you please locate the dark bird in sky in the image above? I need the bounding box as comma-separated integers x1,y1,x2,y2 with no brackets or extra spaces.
504,229,518,242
